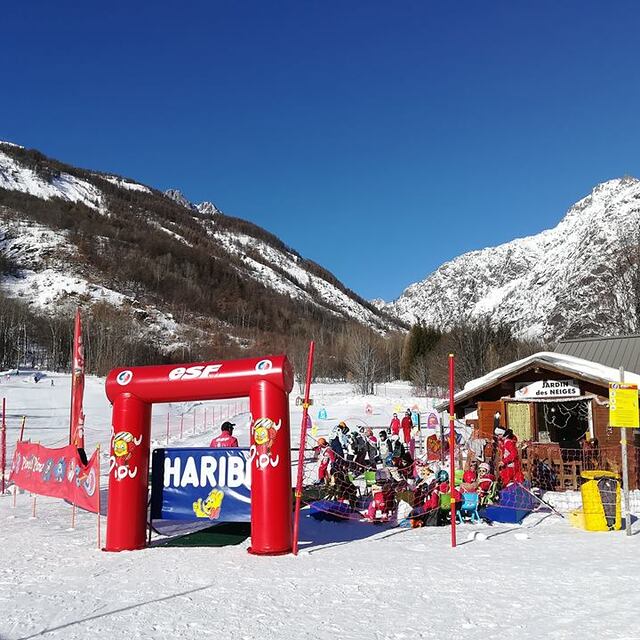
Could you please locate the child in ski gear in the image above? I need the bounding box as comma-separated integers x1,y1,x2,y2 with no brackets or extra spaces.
378,430,394,465
366,483,395,521
411,469,460,526
390,435,404,462
497,428,524,486
348,428,368,468
363,427,379,467
330,422,350,470
459,468,478,493
326,468,358,504
396,447,415,479
210,422,238,448
435,470,462,514
401,410,413,444
390,413,401,437
477,462,496,504
315,437,335,483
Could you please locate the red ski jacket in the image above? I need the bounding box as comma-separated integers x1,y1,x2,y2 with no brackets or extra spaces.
210,433,239,448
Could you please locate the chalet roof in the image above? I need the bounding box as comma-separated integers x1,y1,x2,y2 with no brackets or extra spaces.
436,351,640,411
555,335,640,376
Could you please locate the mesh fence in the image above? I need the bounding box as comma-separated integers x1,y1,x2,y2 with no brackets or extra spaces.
297,426,639,529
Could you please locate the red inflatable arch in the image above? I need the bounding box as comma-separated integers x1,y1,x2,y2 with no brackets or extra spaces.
104,355,294,555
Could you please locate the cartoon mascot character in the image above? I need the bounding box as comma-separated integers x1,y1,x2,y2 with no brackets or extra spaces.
193,489,224,519
251,417,282,469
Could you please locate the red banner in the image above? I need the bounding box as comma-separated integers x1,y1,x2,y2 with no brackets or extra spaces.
9,442,99,513
70,308,85,449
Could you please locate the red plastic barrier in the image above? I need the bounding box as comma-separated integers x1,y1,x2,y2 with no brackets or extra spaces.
105,355,294,554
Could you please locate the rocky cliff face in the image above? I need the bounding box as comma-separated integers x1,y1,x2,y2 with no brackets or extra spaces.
389,177,640,340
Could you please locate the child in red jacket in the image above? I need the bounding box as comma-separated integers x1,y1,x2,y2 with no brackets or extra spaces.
315,438,335,483
497,429,524,487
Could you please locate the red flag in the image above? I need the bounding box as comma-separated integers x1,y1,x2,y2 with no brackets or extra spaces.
70,308,85,449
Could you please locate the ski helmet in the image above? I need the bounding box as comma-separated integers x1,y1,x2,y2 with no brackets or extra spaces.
436,470,449,483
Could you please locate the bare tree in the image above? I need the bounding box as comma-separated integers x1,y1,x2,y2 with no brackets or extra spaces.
410,354,432,396
344,326,386,395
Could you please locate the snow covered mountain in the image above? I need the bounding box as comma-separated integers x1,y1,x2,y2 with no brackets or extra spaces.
0,142,403,355
389,176,640,340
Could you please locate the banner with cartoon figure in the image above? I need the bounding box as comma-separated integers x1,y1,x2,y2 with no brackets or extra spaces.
9,442,99,513
150,448,252,521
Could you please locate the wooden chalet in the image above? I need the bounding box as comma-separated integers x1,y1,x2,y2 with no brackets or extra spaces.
438,351,640,490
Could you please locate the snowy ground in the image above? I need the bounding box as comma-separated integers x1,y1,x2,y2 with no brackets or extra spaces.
1,372,640,640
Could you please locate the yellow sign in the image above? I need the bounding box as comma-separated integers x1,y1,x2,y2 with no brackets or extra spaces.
609,383,639,428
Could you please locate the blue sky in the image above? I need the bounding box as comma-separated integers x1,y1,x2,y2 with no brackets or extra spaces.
2,1,640,301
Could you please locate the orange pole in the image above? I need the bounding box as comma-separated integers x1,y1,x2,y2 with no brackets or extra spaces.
19,416,26,441
449,353,457,548
180,415,184,439
292,341,315,555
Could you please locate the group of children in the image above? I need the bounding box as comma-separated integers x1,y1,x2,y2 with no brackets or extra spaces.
312,420,525,525
315,419,415,483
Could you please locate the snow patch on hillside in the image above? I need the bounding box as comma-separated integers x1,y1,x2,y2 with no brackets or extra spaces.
2,268,127,309
0,150,106,213
100,175,151,193
148,219,193,247
0,219,73,267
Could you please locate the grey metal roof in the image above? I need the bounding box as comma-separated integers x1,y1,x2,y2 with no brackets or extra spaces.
555,334,640,376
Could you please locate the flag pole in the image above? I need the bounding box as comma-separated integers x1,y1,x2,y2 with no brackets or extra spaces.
449,354,457,548
292,341,315,556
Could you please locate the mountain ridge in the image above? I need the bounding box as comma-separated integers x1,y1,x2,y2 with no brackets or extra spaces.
388,176,640,340
0,142,405,365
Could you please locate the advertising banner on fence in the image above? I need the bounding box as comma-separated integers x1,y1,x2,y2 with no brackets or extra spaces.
9,442,99,513
151,448,252,522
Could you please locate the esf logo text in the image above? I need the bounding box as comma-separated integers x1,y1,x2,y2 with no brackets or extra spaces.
168,364,222,381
